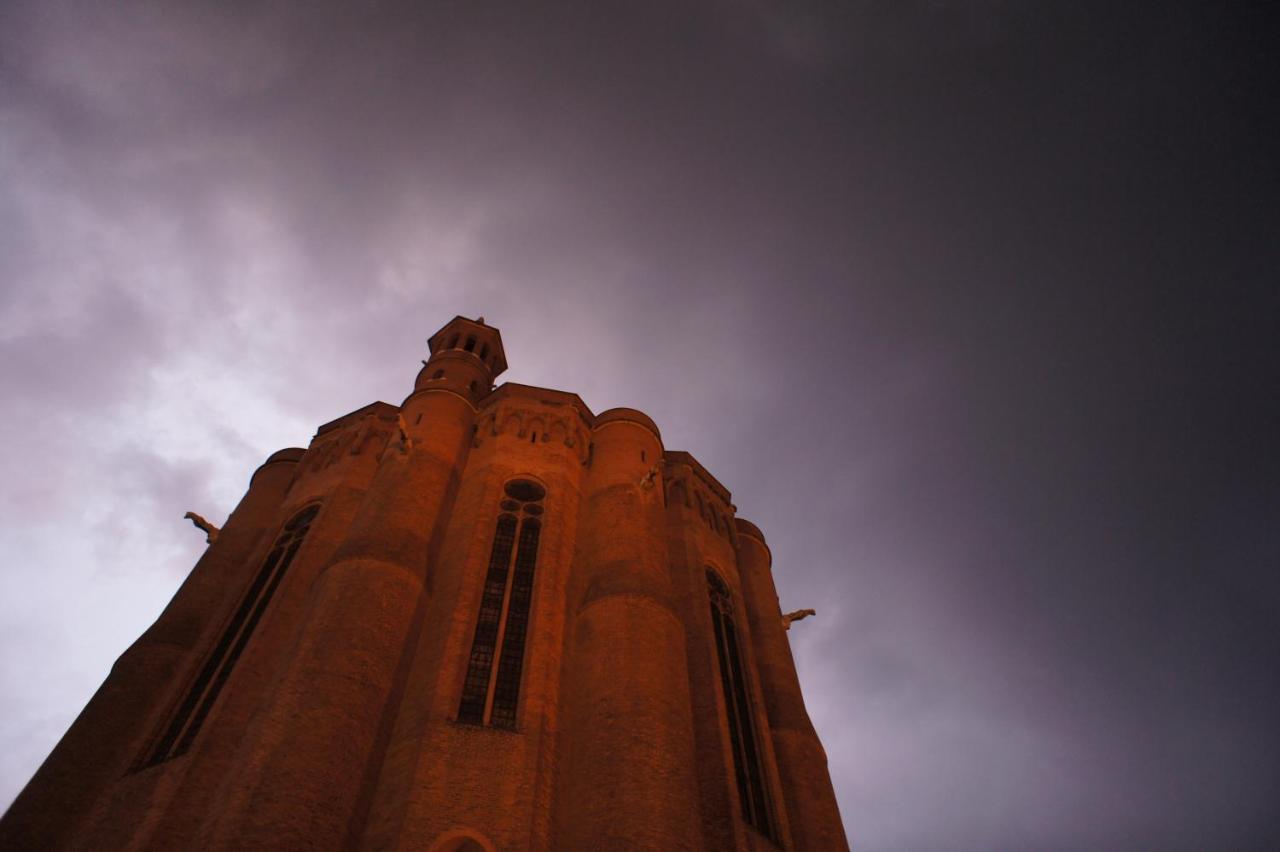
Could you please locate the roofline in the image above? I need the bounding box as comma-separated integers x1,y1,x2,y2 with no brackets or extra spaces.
315,400,401,437
663,450,733,505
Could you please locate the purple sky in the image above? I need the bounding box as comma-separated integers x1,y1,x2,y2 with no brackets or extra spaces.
2,2,1277,849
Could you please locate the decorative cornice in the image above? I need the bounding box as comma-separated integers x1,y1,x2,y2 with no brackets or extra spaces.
472,400,591,463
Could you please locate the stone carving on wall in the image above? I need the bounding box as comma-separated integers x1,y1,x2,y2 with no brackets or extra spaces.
782,608,816,630
473,403,590,462
639,464,660,489
183,511,220,544
396,414,412,453
307,417,394,472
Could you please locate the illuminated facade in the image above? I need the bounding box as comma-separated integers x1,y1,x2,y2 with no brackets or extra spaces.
0,316,848,851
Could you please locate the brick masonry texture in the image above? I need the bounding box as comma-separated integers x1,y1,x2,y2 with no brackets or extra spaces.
0,316,849,852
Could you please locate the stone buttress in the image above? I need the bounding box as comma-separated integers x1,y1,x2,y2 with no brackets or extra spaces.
0,315,851,852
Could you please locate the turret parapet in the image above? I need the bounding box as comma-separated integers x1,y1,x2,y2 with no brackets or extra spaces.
425,315,507,376
263,447,307,466
734,518,769,548
250,447,306,485
415,316,507,404
594,407,662,443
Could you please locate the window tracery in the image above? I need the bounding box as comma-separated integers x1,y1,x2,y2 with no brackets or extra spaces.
141,504,321,766
707,569,775,839
457,480,545,728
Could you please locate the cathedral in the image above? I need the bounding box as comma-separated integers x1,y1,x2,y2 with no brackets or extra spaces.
0,316,849,851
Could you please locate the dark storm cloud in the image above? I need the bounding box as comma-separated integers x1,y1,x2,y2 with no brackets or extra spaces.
2,2,1277,849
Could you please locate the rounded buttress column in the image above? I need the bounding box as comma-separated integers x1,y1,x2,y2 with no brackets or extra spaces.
202,385,478,850
0,448,302,850
553,409,702,850
734,519,849,851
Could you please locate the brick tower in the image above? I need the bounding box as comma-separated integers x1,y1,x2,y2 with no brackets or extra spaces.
0,316,849,851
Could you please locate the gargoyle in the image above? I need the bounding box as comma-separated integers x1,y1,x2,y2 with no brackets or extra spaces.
184,511,220,544
781,608,816,630
639,464,660,489
397,414,412,452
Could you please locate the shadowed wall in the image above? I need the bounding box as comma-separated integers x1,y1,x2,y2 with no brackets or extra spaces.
0,316,847,852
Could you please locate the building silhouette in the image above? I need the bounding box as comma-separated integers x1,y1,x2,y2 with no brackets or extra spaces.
0,316,849,851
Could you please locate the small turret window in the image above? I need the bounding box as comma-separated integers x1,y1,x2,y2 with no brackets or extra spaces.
448,333,460,349
465,336,476,352
480,343,490,360
457,480,546,729
141,505,321,767
433,369,445,380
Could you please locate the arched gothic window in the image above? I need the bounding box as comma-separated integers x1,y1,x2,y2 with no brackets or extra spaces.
707,569,775,839
457,480,545,728
142,505,321,767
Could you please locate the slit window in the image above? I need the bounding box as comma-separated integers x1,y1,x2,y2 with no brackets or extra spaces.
707,569,775,839
457,480,546,728
141,505,320,767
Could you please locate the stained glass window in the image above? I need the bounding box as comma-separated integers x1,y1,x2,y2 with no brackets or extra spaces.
457,480,545,728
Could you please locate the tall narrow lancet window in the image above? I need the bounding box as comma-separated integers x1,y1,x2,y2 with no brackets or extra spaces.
142,504,321,767
707,569,775,839
457,479,545,728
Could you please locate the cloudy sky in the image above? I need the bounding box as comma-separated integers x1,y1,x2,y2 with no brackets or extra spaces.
1,2,1277,849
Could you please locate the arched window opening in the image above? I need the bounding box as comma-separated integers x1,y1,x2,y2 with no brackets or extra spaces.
428,832,495,852
530,431,537,443
142,505,321,767
435,840,486,852
707,569,775,839
458,480,546,728
480,343,490,360
433,369,445,380
464,336,477,352
448,333,460,349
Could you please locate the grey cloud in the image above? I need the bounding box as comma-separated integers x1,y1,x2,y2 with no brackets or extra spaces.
1,2,1277,849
